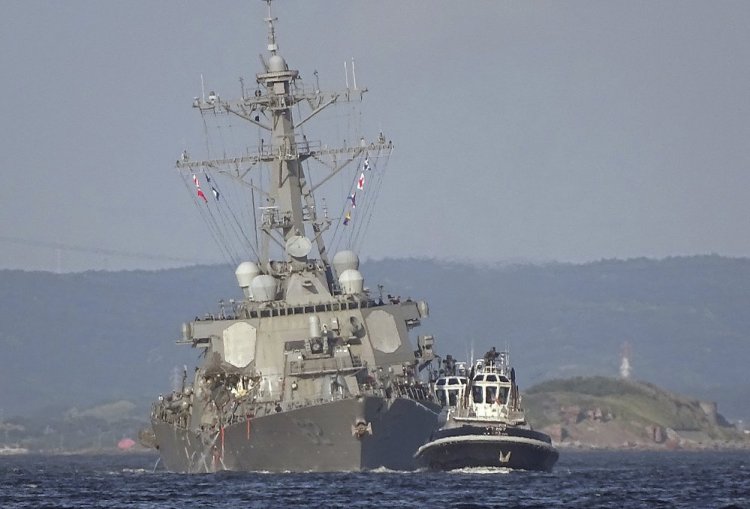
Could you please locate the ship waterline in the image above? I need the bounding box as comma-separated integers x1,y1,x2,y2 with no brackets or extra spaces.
153,396,439,473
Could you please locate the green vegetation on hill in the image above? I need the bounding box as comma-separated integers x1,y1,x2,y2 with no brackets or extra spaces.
524,376,745,447
1,255,749,422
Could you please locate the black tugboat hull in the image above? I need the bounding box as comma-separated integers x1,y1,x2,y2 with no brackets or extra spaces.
415,433,559,472
152,396,440,473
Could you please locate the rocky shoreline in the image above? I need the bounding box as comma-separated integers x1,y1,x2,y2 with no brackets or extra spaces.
526,376,750,453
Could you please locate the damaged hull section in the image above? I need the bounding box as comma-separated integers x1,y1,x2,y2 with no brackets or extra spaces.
153,396,439,472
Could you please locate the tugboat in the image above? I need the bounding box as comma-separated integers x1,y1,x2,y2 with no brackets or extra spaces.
415,348,558,472
147,1,442,472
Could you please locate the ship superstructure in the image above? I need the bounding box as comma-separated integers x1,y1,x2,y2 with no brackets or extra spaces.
148,2,440,472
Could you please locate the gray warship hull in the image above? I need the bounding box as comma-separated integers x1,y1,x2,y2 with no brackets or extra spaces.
153,396,439,472
150,2,444,475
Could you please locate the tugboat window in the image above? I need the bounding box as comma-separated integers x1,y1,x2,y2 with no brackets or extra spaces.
497,387,510,404
486,386,497,403
472,385,483,403
437,389,447,406
448,389,458,406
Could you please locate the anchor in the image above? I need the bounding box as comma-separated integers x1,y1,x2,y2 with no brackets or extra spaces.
351,420,373,438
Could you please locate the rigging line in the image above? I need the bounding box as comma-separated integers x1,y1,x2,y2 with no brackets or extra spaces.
214,180,256,260
179,174,236,266
351,149,380,249
329,155,362,254
185,176,239,267
227,120,239,161
347,150,372,246
188,176,241,267
207,186,253,262
196,117,256,265
351,180,373,250
217,124,227,159
355,156,388,252
201,111,214,160
334,149,369,253
203,170,259,261
222,193,258,261
199,118,248,264
191,172,231,254
224,178,260,258
353,149,392,251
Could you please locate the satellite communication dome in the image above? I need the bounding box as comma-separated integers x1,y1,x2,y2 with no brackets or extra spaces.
339,269,364,295
268,54,288,72
251,274,278,302
235,262,261,289
286,235,312,259
333,250,359,276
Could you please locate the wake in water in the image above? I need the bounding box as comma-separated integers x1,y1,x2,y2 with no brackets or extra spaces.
446,466,512,474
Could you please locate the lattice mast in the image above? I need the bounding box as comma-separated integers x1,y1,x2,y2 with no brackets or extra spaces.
175,0,388,283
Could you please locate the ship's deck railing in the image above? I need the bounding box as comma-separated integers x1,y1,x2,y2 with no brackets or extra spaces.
193,297,418,322
392,382,433,401
249,299,367,319
287,355,364,376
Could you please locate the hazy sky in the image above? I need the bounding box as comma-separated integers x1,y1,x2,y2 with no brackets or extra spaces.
2,0,749,272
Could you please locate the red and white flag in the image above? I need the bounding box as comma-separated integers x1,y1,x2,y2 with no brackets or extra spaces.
192,174,208,203
357,172,365,190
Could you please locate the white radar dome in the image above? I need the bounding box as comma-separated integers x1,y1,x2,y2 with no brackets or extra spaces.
333,250,359,276
268,54,288,72
235,262,261,289
339,269,364,295
250,274,278,302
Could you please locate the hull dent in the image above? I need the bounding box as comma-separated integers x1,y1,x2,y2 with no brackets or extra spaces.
153,396,439,472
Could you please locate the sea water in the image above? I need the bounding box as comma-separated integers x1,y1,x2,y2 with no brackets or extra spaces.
0,450,747,508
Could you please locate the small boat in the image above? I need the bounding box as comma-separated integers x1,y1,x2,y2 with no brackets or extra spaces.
415,349,558,472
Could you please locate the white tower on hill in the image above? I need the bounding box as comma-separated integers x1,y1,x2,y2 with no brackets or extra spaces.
620,342,632,379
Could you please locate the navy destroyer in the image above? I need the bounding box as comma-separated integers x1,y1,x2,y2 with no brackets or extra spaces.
415,349,558,471
147,2,441,472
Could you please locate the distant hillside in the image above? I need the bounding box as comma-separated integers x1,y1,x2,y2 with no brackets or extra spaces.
1,255,749,422
0,266,238,417
523,376,749,449
362,256,750,421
